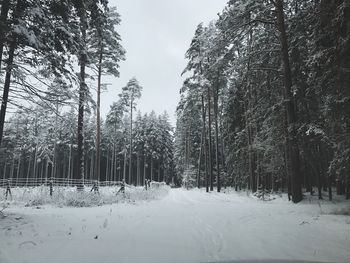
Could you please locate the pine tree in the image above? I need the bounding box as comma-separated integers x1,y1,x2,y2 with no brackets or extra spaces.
88,4,125,182
120,78,142,184
0,0,79,148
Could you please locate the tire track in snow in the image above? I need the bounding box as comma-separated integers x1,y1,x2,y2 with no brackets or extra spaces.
169,189,225,262
191,211,225,261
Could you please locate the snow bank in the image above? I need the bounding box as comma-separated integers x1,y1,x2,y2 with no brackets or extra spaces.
0,183,170,207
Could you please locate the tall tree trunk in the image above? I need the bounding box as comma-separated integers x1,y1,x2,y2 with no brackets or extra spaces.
220,133,226,187
207,85,213,191
276,0,302,203
75,2,88,190
26,154,31,186
197,128,204,189
201,95,209,193
111,144,115,181
96,36,103,182
90,152,94,181
198,101,207,189
137,152,140,185
10,155,15,179
283,109,292,199
33,146,38,179
151,156,154,181
117,158,120,181
218,98,226,179
0,40,15,147
158,163,160,182
45,157,49,179
16,156,21,183
143,155,147,182
0,0,10,71
0,0,26,147
52,103,58,179
3,161,6,181
67,144,72,180
2,161,7,181
328,173,333,201
316,163,323,200
84,158,88,180
105,148,109,181
244,29,257,193
129,99,133,184
248,124,257,192
123,149,127,182
40,159,44,181
214,79,221,192
62,156,66,179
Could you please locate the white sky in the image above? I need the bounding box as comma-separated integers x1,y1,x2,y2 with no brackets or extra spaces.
101,0,228,125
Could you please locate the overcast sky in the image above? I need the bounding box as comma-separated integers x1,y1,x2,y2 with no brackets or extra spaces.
102,0,228,125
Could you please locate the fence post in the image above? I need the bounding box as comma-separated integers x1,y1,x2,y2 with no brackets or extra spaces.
90,180,99,193
117,180,125,196
49,177,53,196
5,179,12,200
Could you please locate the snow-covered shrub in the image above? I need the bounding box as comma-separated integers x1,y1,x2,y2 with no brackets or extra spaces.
1,184,170,207
63,192,104,207
150,181,166,188
182,165,197,189
253,189,277,201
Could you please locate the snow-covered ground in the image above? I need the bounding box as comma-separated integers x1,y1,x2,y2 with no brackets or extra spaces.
1,188,350,263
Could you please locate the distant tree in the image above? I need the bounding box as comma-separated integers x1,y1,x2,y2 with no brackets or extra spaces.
174,81,202,188
182,165,197,189
120,78,142,184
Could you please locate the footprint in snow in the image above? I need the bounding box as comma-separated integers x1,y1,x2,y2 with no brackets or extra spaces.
103,219,108,229
19,241,37,249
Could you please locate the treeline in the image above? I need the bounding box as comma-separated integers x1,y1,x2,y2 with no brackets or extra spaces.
175,0,350,202
0,0,145,186
1,91,175,185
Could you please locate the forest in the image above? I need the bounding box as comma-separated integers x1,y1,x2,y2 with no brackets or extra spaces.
175,0,350,203
0,0,174,190
0,0,349,204
1,1,350,263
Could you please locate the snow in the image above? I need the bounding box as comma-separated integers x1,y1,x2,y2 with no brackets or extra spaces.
0,183,169,207
1,188,350,263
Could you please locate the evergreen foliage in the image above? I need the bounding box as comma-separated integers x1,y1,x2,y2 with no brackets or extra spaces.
175,0,350,201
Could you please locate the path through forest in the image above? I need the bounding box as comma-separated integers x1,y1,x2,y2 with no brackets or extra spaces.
1,188,349,263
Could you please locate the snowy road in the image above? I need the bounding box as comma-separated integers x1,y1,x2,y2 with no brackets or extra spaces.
1,188,350,263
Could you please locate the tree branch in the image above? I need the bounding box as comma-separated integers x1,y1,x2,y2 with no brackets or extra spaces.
270,0,277,7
